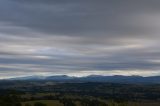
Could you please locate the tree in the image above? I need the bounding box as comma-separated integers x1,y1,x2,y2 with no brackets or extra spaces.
80,99,90,106
59,98,76,106
15,103,22,106
34,102,47,106
25,103,32,106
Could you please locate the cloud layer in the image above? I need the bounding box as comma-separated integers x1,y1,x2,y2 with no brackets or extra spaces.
0,0,160,78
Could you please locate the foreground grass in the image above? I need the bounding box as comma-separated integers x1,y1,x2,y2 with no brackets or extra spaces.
22,100,63,106
128,102,160,106
21,100,160,106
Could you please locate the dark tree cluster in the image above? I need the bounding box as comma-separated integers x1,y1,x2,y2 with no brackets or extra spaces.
0,95,22,106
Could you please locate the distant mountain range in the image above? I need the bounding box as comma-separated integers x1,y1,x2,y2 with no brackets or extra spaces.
9,75,160,84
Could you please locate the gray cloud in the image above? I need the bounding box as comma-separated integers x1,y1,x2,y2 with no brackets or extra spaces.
0,0,160,78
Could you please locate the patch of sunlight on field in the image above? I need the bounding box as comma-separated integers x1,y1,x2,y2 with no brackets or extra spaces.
22,100,63,106
22,93,58,99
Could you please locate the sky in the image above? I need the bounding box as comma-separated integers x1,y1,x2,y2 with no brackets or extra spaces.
0,0,160,78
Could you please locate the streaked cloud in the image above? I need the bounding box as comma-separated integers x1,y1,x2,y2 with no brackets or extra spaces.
0,0,160,78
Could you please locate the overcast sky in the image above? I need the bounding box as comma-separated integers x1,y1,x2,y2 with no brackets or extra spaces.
0,0,160,78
